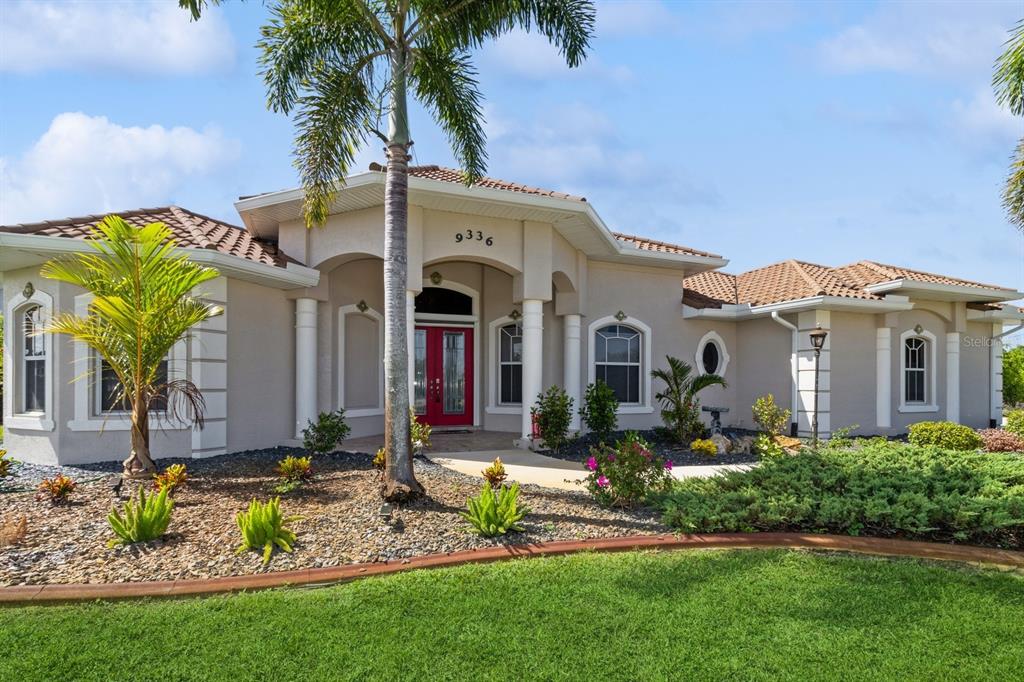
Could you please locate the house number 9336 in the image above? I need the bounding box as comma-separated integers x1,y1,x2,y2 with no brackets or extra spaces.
455,230,493,246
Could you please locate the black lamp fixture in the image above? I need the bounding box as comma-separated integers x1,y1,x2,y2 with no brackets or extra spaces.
809,325,828,447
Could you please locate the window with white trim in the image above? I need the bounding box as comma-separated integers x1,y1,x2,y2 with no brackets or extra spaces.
594,324,642,404
94,356,168,414
20,305,46,413
904,337,927,404
695,331,730,376
498,322,523,405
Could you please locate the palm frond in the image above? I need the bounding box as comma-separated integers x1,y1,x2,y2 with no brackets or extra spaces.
1004,137,1024,231
994,19,1024,116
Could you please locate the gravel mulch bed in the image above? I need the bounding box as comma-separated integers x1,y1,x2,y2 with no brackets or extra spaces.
542,429,761,467
0,448,665,586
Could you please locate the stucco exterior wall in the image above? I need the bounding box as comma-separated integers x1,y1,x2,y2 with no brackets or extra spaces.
734,316,792,431
225,278,295,453
960,320,993,429
828,311,878,436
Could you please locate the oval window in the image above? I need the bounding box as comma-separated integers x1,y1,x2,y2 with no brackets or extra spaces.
701,342,720,374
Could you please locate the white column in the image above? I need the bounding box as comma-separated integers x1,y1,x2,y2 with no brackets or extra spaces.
563,314,581,432
875,327,891,429
991,323,1004,427
946,331,960,423
294,297,318,439
406,291,416,401
520,299,544,442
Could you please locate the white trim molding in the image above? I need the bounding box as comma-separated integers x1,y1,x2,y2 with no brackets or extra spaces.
4,285,55,431
336,303,385,418
587,314,654,415
898,328,938,414
695,330,730,376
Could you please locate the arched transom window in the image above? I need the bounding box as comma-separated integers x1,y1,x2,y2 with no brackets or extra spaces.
594,324,642,404
904,336,928,404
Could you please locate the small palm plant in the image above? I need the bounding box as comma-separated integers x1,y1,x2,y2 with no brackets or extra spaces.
236,497,303,565
108,485,175,547
651,356,727,444
40,216,222,475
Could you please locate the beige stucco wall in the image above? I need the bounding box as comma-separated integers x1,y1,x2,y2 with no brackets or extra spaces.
961,320,994,429
734,316,793,431
828,311,878,435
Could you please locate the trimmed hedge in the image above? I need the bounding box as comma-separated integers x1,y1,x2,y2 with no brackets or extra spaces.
655,442,1024,549
907,421,983,451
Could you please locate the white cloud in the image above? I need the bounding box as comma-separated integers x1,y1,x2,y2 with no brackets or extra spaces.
481,30,633,83
951,89,1021,147
0,1,235,74
818,1,1015,78
0,113,240,224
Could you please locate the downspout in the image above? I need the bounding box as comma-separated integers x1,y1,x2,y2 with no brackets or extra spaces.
771,311,799,437
992,323,1024,427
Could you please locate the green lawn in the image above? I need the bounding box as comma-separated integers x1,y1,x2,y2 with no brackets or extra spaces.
3,549,1023,681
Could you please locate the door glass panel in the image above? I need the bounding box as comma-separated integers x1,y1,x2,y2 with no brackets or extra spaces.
442,331,465,414
414,329,427,414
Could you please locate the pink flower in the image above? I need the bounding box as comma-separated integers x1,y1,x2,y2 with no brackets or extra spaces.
597,475,609,488
607,454,616,463
585,456,598,471
664,460,674,471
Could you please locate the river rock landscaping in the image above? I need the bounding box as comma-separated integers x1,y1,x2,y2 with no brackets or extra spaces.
0,448,664,586
542,428,761,466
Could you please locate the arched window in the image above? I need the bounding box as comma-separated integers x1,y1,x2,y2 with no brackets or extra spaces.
904,337,927,404
594,324,642,404
20,305,46,413
498,322,523,405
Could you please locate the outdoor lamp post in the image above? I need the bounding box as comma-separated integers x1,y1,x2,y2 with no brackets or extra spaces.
809,325,828,447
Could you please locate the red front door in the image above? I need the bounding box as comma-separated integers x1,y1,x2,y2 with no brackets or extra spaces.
414,326,474,427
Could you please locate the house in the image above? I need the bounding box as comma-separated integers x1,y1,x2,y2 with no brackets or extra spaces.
2,164,1022,466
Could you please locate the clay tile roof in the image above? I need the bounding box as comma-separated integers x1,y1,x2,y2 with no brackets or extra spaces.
682,271,737,309
612,233,722,259
0,207,292,268
369,163,587,202
835,260,1011,291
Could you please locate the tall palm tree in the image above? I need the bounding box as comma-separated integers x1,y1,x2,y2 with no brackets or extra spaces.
41,216,223,476
181,0,595,500
651,355,727,444
994,18,1024,230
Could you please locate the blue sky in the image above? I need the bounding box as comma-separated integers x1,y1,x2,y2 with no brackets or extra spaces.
1,0,1021,301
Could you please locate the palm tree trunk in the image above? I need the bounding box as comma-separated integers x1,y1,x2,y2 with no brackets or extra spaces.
381,49,423,501
125,396,157,476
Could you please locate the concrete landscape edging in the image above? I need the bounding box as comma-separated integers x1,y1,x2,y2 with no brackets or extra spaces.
2,532,1022,604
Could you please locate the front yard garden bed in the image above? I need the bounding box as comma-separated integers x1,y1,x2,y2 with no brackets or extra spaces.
0,449,664,586
542,428,761,466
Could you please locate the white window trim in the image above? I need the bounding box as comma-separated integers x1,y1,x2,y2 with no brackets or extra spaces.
898,328,938,414
336,303,385,418
486,316,523,415
4,287,55,431
695,330,730,376
67,292,187,431
587,315,654,414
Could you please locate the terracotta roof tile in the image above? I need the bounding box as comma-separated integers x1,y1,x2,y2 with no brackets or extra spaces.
0,207,292,268
681,271,737,308
612,233,721,259
836,260,1011,291
370,163,587,202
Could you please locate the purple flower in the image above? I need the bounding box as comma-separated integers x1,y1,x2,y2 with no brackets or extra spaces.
597,475,609,488
585,456,598,471
607,454,616,463
664,460,674,471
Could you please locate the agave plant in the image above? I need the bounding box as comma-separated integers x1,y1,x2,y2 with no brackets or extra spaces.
236,497,303,565
108,485,174,547
461,482,529,538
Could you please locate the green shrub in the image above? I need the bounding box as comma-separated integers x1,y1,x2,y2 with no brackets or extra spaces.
1006,408,1024,438
753,434,785,459
752,394,790,435
0,450,13,479
411,409,432,452
690,438,717,458
652,355,725,444
301,409,351,456
461,482,529,537
236,497,303,565
584,432,673,508
531,385,574,450
907,421,983,451
274,455,313,494
654,442,1024,548
1003,345,1024,406
822,425,858,451
580,381,618,443
107,486,174,547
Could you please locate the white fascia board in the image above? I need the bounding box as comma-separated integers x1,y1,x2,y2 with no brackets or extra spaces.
966,305,1024,322
0,233,319,289
865,279,1022,301
683,296,914,320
